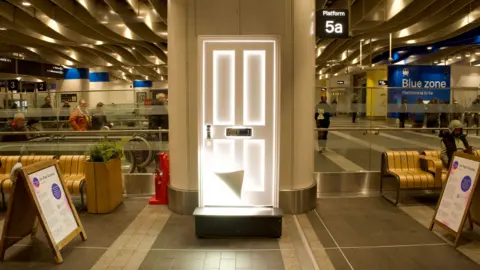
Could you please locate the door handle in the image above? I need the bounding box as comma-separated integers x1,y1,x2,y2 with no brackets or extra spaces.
206,125,212,140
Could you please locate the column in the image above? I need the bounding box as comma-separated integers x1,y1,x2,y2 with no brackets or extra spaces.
167,0,316,214
167,0,196,208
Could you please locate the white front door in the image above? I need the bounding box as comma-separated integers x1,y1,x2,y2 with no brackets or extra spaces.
199,37,279,208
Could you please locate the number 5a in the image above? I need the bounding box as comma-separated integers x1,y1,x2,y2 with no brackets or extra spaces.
325,20,343,34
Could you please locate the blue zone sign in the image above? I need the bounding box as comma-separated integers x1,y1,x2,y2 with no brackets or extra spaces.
387,65,451,118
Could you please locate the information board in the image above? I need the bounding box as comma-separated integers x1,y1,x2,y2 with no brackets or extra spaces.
28,166,78,245
430,153,480,246
0,159,87,263
61,93,77,102
0,57,15,74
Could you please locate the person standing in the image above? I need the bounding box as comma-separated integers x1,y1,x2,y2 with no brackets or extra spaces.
351,97,358,123
69,99,91,131
40,96,55,128
398,98,408,128
91,102,109,130
315,96,332,152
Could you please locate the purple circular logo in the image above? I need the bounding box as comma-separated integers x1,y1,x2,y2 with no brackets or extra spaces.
453,161,459,170
461,176,472,192
32,178,40,188
51,184,61,200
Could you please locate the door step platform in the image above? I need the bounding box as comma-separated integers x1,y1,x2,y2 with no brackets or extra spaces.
193,207,283,238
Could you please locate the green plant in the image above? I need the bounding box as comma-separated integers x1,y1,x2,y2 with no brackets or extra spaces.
88,141,123,162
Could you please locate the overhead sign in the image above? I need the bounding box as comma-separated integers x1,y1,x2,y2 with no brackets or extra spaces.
0,160,87,263
18,60,43,77
378,80,388,86
317,9,349,38
430,153,480,246
0,57,15,74
37,81,47,91
44,64,64,79
7,80,19,91
61,93,77,102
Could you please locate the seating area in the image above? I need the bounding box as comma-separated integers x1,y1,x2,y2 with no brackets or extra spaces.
380,150,444,205
0,155,87,209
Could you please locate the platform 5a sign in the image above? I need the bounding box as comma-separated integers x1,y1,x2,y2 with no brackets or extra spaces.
317,9,349,38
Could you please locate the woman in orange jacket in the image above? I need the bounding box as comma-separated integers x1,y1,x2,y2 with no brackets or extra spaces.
69,99,91,131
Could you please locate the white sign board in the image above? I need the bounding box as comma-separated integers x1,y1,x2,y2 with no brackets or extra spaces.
28,166,78,244
435,156,480,233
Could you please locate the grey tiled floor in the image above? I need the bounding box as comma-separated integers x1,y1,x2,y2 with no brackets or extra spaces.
140,250,284,270
140,214,286,270
309,197,480,270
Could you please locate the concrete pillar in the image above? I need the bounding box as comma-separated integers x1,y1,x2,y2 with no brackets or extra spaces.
167,0,316,214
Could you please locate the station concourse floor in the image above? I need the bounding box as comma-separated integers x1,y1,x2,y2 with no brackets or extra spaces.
0,196,480,270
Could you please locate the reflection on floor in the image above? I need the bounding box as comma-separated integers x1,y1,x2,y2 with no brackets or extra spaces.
0,196,479,269
315,117,480,173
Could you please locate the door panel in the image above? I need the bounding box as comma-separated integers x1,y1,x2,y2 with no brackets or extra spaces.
199,38,278,207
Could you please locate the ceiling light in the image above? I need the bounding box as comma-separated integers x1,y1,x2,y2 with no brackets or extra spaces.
434,60,439,64
22,2,31,6
132,47,135,50
0,27,6,31
406,40,415,44
101,21,108,24
137,16,144,19
427,46,433,50
110,9,115,14
465,53,471,57
116,24,125,27
456,55,462,59
475,51,480,56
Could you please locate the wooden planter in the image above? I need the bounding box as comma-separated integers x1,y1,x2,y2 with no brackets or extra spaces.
85,158,124,214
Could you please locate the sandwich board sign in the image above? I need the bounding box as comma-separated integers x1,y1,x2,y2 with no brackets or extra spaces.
430,152,480,246
0,159,87,263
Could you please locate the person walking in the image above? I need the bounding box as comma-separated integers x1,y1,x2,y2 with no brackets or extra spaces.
69,99,91,131
315,96,332,152
351,97,358,123
413,98,425,129
398,98,408,128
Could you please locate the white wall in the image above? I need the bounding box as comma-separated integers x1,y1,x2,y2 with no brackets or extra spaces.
450,65,480,108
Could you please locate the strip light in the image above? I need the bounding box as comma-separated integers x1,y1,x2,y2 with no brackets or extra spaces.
243,50,266,126
213,50,235,125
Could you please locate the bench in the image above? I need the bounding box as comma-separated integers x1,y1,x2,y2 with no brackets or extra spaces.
58,155,87,209
0,156,54,209
421,150,448,185
380,151,443,205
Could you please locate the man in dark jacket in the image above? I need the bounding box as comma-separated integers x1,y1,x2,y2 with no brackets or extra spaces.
315,96,332,152
91,102,109,130
440,120,473,167
0,113,28,142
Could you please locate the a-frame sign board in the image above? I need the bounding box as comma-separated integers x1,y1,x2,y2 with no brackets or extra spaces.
430,152,480,247
0,159,87,263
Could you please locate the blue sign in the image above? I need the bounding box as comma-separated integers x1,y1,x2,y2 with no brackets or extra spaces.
387,65,451,118
52,184,62,200
461,176,472,192
32,177,40,188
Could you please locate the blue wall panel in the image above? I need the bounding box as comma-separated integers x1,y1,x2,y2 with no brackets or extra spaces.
387,65,451,118
89,72,110,82
64,68,89,80
133,80,153,88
